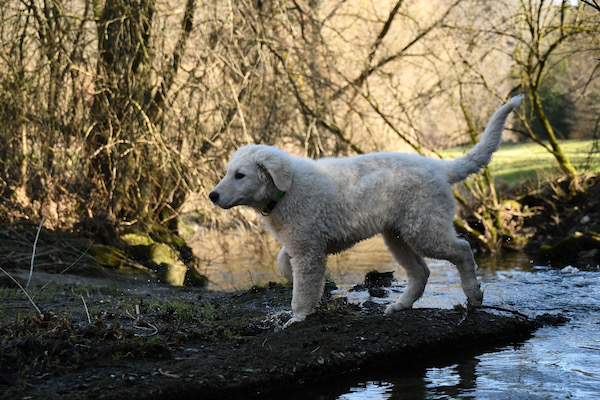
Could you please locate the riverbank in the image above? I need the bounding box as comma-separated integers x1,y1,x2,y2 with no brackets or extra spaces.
521,173,600,267
0,275,566,400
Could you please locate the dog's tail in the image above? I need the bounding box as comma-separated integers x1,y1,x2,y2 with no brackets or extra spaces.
445,95,523,184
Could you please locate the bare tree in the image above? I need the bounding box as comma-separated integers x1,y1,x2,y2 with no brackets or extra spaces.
1,0,598,257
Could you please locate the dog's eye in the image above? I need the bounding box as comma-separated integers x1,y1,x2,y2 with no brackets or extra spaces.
234,172,245,180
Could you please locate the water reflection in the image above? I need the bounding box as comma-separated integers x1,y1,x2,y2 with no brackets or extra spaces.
191,230,402,290
189,228,280,290
190,229,540,291
339,381,393,400
191,230,513,291
278,348,498,400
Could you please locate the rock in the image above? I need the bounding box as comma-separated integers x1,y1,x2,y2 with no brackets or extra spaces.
351,270,395,292
91,245,126,268
364,270,395,288
122,229,208,287
368,287,388,298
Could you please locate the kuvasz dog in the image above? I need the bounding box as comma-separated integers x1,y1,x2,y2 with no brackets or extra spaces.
210,95,523,326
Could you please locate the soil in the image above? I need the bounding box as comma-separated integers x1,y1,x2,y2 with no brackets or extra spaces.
0,274,566,400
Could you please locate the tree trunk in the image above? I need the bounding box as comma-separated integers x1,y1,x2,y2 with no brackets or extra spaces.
530,89,578,180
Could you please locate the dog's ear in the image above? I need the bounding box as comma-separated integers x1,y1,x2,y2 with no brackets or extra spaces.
257,149,293,192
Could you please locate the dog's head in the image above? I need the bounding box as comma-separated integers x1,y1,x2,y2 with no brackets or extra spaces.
209,145,293,210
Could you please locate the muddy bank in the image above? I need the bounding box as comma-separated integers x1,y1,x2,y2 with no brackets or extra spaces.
521,174,600,267
0,278,565,400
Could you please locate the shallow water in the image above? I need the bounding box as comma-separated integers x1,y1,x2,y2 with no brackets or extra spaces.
192,233,600,399
329,265,600,400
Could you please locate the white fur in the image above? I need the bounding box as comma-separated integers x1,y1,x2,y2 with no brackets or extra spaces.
210,95,523,325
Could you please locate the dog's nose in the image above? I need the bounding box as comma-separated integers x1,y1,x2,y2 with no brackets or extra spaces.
209,191,220,203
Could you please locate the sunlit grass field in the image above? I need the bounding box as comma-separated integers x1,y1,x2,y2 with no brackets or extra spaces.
442,139,600,187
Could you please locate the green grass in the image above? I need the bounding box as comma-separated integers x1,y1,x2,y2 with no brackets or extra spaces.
442,139,600,186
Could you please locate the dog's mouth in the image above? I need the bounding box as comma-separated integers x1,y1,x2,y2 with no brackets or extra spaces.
212,199,236,209
210,194,244,210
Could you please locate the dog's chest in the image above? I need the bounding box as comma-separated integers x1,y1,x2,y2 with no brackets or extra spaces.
325,239,359,255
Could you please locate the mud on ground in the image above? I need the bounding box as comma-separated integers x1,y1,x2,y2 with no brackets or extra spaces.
0,277,565,400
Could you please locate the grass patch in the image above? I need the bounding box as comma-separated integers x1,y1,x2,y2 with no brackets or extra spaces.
442,139,600,186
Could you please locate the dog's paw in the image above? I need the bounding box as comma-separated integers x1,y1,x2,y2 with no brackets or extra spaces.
282,316,305,329
463,282,483,307
467,285,483,307
467,292,484,307
384,302,412,315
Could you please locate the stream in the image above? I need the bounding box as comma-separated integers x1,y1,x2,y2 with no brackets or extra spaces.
326,260,600,399
192,232,600,399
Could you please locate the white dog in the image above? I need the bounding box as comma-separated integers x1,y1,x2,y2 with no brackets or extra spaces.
210,95,523,325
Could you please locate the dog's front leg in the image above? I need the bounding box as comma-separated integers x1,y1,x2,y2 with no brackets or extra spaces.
277,247,293,282
285,253,326,327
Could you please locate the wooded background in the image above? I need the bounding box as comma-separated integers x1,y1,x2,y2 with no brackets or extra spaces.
1,0,599,251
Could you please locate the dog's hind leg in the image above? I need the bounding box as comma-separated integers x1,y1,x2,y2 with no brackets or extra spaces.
277,247,293,282
439,238,483,307
410,229,483,308
286,253,327,325
382,231,430,314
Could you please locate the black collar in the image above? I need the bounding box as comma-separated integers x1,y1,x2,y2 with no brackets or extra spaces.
261,190,285,216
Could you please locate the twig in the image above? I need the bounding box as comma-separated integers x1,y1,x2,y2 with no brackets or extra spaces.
158,368,180,379
133,322,158,337
456,302,529,324
35,242,93,298
581,0,600,12
476,304,529,319
81,294,92,324
0,266,43,315
26,216,45,289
